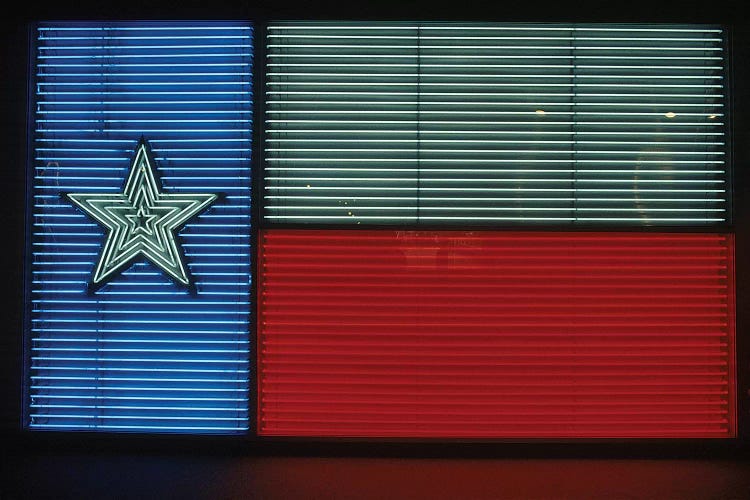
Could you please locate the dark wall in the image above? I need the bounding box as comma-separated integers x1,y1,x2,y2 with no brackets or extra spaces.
2,0,748,453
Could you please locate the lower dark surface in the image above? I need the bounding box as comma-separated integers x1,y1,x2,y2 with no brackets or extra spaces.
3,450,750,499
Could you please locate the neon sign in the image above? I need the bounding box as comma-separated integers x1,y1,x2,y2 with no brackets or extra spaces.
67,138,218,287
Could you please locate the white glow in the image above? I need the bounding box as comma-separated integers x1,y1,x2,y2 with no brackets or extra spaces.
267,81,722,88
67,140,217,285
264,147,723,156
267,43,721,50
266,139,724,145
270,25,720,32
265,119,722,126
265,73,724,81
264,215,725,222
265,185,726,192
265,158,724,164
263,21,728,228
265,129,722,136
266,101,723,107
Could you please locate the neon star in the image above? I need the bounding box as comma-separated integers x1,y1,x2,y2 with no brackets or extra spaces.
67,138,217,287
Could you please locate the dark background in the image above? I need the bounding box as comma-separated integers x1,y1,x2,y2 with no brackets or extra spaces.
2,1,750,498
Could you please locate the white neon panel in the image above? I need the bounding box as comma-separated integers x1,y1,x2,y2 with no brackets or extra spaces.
264,23,728,225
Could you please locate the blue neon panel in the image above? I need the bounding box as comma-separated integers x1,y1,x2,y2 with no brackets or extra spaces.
27,22,252,433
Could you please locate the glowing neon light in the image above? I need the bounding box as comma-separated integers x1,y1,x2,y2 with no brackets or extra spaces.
66,138,217,287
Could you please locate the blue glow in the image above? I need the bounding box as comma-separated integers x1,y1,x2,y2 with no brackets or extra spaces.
30,425,251,432
27,22,252,434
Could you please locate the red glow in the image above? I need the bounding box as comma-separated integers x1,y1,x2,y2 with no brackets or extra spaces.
258,231,735,438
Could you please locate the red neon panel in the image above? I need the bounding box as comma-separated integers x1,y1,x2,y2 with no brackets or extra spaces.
258,231,735,438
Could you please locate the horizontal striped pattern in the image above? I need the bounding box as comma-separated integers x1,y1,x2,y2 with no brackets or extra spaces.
264,23,727,225
258,230,735,438
28,23,253,433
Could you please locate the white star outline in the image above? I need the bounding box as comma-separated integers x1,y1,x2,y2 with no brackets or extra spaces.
67,139,218,287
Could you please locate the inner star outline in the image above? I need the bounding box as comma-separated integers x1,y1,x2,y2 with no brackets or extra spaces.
67,137,218,287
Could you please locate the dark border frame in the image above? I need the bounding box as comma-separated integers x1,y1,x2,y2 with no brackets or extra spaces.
19,22,37,435
3,2,749,458
250,21,266,438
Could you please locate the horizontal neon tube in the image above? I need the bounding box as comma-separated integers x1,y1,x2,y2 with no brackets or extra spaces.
266,101,724,107
30,374,248,383
37,160,250,164
264,158,725,165
32,309,248,316
39,101,251,106
39,53,252,59
30,366,249,374
265,174,723,181
31,314,249,322
265,186,725,192
266,111,722,117
39,35,251,40
265,92,720,98
39,82,249,87
265,119,723,125
267,63,721,69
33,331,247,338
265,148,723,155
263,293,729,302
267,63,564,68
267,81,722,87
32,357,247,365
264,206,725,212
266,75,724,84
40,44,251,50
31,394,247,403
267,51,722,59
36,129,251,133
269,36,723,42
270,26,721,32
32,340,250,346
35,138,251,142
36,167,249,174
29,384,245,391
272,55,722,62
31,405,246,413
265,195,725,202
280,34,722,42
267,33,721,40
266,139,724,145
264,231,727,239
269,54,722,61
30,412,247,420
35,298,249,305
38,26,251,31
265,129,723,136
264,216,725,222
32,271,246,278
268,43,721,49
32,290,245,296
38,119,250,123
38,63,250,68
28,414,247,422
39,91,252,95
253,430,729,437
39,112,251,116
29,425,249,431
264,167,723,173
263,370,729,379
